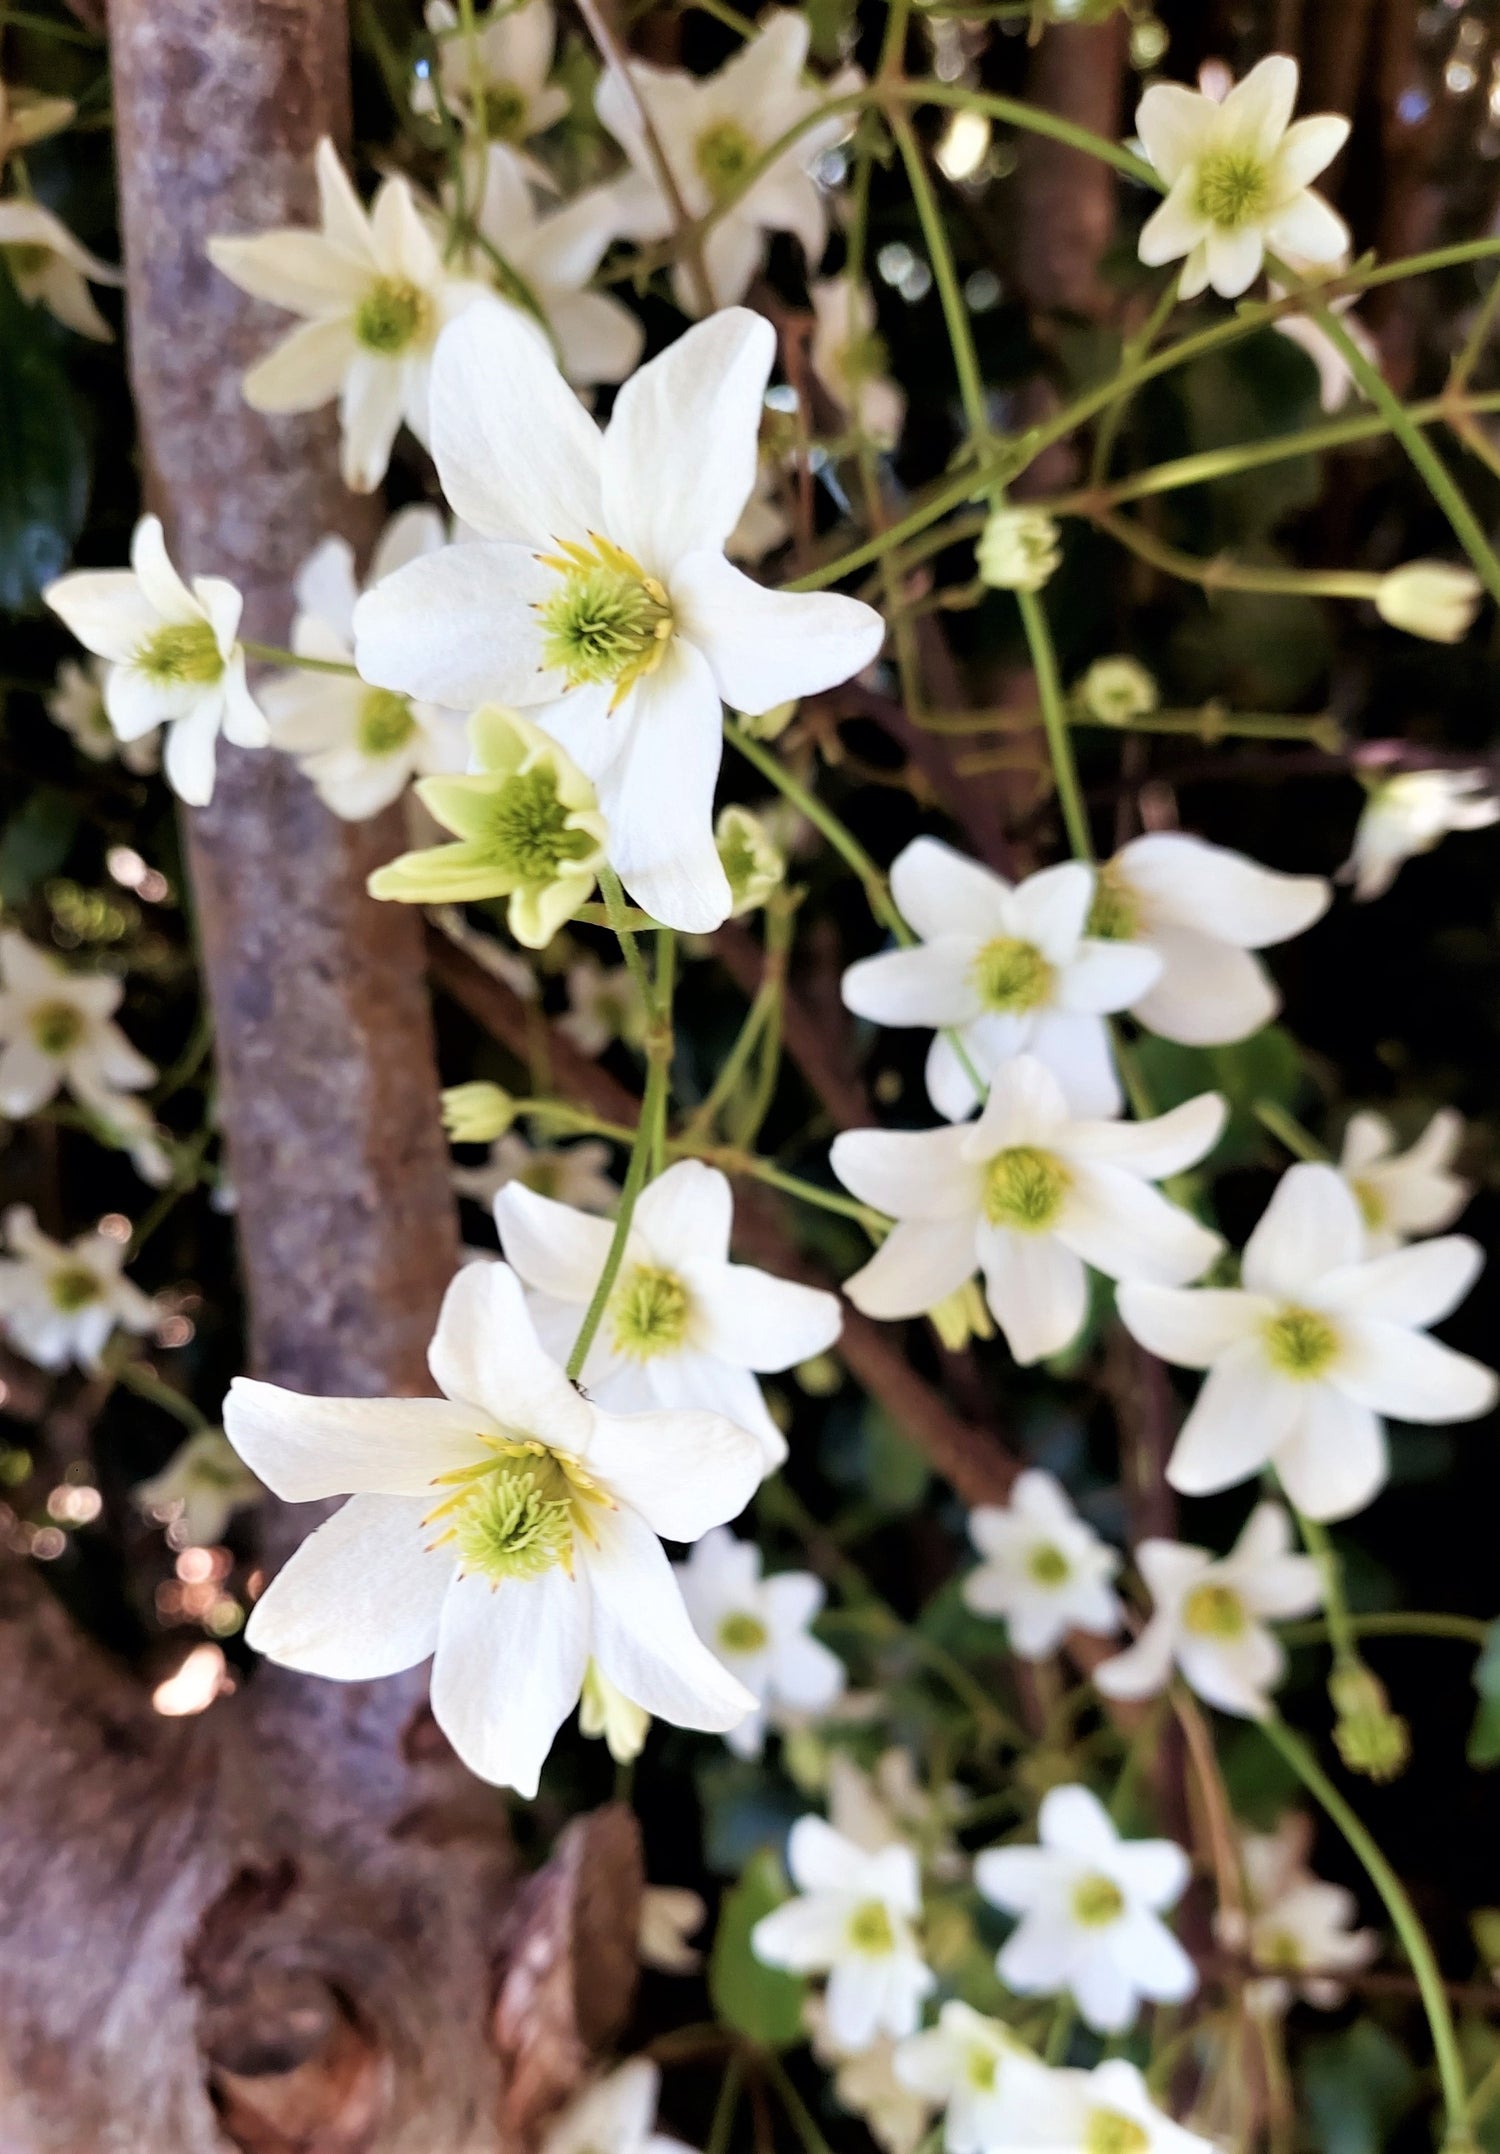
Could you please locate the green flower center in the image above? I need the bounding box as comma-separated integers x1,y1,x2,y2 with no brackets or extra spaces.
837,329,890,388
30,999,85,1056
49,1263,102,1312
536,534,675,706
480,765,597,882
136,619,224,687
971,935,1054,1013
1183,1580,1247,1638
719,824,764,903
694,118,757,202
964,2048,1000,2092
1086,864,1141,943
983,1146,1070,1233
611,1263,692,1362
845,1898,896,1955
353,275,432,355
1025,1539,1072,1586
356,688,417,757
1263,1304,1340,1379
479,80,528,141
1085,2111,1150,2154
1255,1926,1306,1974
717,1610,770,1655
1352,1177,1386,1232
425,1439,603,1583
1071,1873,1126,1928
6,242,51,277
1193,148,1271,230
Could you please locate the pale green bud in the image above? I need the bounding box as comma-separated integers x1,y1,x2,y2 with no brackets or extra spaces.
579,1660,650,1762
442,1082,517,1144
716,804,786,918
738,699,798,743
1329,1661,1410,1781
1077,654,1159,727
1373,561,1483,644
976,508,1061,594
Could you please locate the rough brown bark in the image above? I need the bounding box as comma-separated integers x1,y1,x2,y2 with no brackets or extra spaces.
0,8,640,2148
1013,17,1128,318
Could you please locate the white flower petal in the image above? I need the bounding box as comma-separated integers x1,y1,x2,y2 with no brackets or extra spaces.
830,1124,977,1220
1266,189,1349,264
583,1404,762,1540
634,1158,732,1267
430,299,603,543
1273,1386,1386,1521
1056,938,1163,1014
1319,1235,1483,1327
672,549,883,715
1116,833,1331,947
1137,176,1208,269
1272,112,1350,193
976,1227,1088,1365
1129,927,1279,1046
843,1216,978,1321
44,569,161,664
1058,1164,1222,1285
207,228,369,314
1117,1282,1262,1368
354,540,558,710
338,351,407,493
495,1181,615,1302
245,1493,447,1678
223,1377,486,1499
1339,1321,1498,1423
1134,83,1218,184
586,1504,756,1727
889,836,1013,942
1220,52,1299,159
841,940,981,1028
1166,1342,1291,1494
1241,1163,1364,1297
694,1263,842,1372
242,316,358,412
1094,1619,1178,1702
428,1258,593,1450
596,637,732,932
164,705,223,807
1066,1091,1226,1179
430,1563,589,1794
1026,1009,1123,1118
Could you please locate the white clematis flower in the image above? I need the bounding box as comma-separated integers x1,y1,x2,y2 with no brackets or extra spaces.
352,301,883,931
222,1259,761,1796
1019,2059,1218,2153
208,139,490,493
453,1132,617,1213
806,2001,933,2154
893,2002,1059,2154
0,196,122,340
1119,1161,1498,1522
1088,832,1330,1047
963,1467,1123,1658
496,1157,842,1470
0,77,74,161
261,508,467,820
809,277,905,450
45,515,269,806
1094,1502,1322,1719
975,1784,1196,2035
1230,1812,1377,2011
751,1815,936,2050
136,1428,263,1548
560,957,649,1058
1136,55,1349,299
0,929,155,1119
832,1057,1224,1366
675,1526,844,1756
416,0,570,148
639,1883,707,1973
47,654,159,770
0,1205,157,1372
841,840,1163,1121
540,2058,693,2154
1338,1107,1469,1254
1339,767,1500,901
596,13,860,314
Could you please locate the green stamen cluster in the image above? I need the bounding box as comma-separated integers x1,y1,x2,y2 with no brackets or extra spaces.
983,1146,1070,1234
1352,1178,1387,1233
1182,1580,1247,1639
1085,865,1142,944
1254,1927,1306,1975
1024,1540,1072,1586
48,1264,102,1312
971,935,1054,1013
136,619,224,687
694,118,757,202
356,688,417,758
845,1899,896,1954
537,534,674,701
964,2049,1000,2093
480,80,528,141
486,766,596,880
29,1000,85,1057
1071,1873,1126,1928
717,1609,770,1655
1084,2111,1151,2154
611,1263,692,1361
353,275,431,355
444,1451,576,1582
1193,148,1271,230
1262,1304,1340,1379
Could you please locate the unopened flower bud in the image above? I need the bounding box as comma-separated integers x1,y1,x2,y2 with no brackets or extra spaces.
1077,654,1159,727
739,698,799,743
579,1660,649,1763
442,1081,517,1144
929,1279,995,1351
1329,1661,1410,1781
1374,561,1483,644
716,804,786,917
976,508,1062,594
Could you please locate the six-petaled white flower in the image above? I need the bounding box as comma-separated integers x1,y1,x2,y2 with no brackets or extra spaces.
1119,1161,1498,1521
262,507,467,820
841,841,1163,1121
0,929,155,1120
1095,1502,1322,1719
1087,832,1330,1047
1339,1107,1469,1254
832,1057,1224,1365
1137,56,1349,298
352,301,883,931
974,1783,1196,2034
0,1204,157,1371
675,1526,844,1756
222,1259,761,1796
962,1467,1123,1658
893,2001,1059,2154
136,1428,263,1548
415,0,570,153
208,139,490,493
752,1815,936,2050
1340,767,1499,901
496,1157,842,1470
45,515,269,806
1228,1812,1378,2012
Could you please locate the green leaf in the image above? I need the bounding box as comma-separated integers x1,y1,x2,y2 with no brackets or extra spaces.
0,267,89,613
709,1848,806,2051
1301,2023,1418,2154
1134,1024,1305,1172
0,786,79,905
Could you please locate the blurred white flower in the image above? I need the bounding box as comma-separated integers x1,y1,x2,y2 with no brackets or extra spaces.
0,196,121,339
639,1884,706,1974
826,1747,966,1878
47,655,160,770
0,929,155,1119
676,1527,844,1755
453,1132,616,1213
1373,562,1483,644
46,515,269,806
1095,1502,1322,1719
1119,1162,1497,1521
806,1999,932,2154
893,2002,1058,2154
559,957,650,1058
416,0,569,146
1230,1812,1378,2011
540,2058,693,2154
974,1784,1195,2034
0,1204,157,1372
1340,768,1500,901
1021,2059,1218,2153
0,77,75,161
963,1467,1122,1657
727,455,792,564
976,508,1061,594
1338,1108,1469,1254
1271,256,1377,412
86,1090,174,1189
136,1428,263,1547
809,276,904,449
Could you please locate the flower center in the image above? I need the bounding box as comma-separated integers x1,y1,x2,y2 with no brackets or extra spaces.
1352,1177,1386,1232
1086,864,1142,943
971,935,1054,1013
717,1609,769,1655
6,242,51,277
135,619,224,687
353,275,432,355
487,765,599,881
29,999,85,1056
1025,1539,1072,1586
845,1898,896,1955
836,329,890,389
356,688,417,757
694,118,757,202
479,80,528,140
983,1146,1070,1234
1072,1873,1126,1928
535,534,675,709
610,1263,692,1361
49,1263,102,1312
1193,147,1271,230
1262,1304,1341,1380
425,1439,604,1583
1085,2112,1151,2154
1183,1581,1247,1638
964,2048,1000,2092
1254,1925,1306,1974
